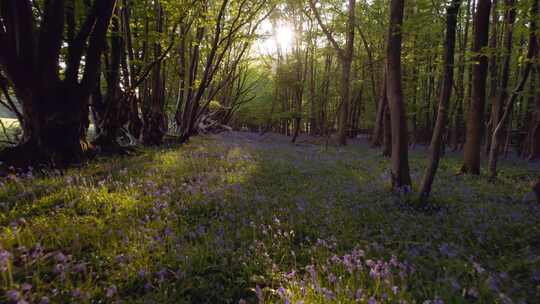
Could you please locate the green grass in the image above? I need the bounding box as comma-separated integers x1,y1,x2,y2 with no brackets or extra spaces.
0,132,538,303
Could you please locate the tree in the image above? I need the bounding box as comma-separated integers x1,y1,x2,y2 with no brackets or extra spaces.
92,5,127,151
419,0,462,201
175,0,269,143
461,0,491,174
487,0,515,157
488,0,538,177
141,0,167,145
0,0,117,166
485,0,499,154
309,0,355,146
386,0,411,189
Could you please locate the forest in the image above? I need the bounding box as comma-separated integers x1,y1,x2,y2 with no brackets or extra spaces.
0,0,539,303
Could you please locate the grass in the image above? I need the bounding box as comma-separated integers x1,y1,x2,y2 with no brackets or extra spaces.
0,132,539,303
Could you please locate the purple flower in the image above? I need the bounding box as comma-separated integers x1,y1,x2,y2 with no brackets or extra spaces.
532,270,540,282
467,288,479,299
0,248,12,272
55,252,68,263
488,275,500,292
369,267,380,279
164,227,174,237
138,269,147,279
73,263,86,273
328,273,337,284
106,285,117,298
277,286,286,298
255,285,263,301
355,289,363,300
322,288,336,300
285,270,296,279
40,297,50,304
439,243,457,258
7,290,20,301
30,244,44,259
472,262,484,274
390,255,398,266
156,268,168,282
368,297,378,304
71,288,82,298
53,263,65,275
306,265,316,278
21,283,32,292
499,293,513,304
343,254,354,273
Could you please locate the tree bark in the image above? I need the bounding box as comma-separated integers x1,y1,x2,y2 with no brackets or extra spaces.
372,68,388,147
451,0,473,151
142,0,167,145
487,0,515,157
309,0,355,146
461,0,491,174
419,0,461,200
529,70,540,160
92,6,127,151
386,0,412,189
488,0,538,177
0,0,117,167
485,0,499,154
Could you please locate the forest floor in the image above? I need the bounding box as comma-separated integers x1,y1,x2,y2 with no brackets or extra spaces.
0,131,539,303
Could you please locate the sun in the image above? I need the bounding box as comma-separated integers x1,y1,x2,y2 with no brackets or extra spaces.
254,20,295,55
275,25,294,50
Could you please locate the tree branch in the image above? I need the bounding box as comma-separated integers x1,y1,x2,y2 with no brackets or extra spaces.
308,0,344,58
81,0,118,94
65,1,98,84
37,0,65,85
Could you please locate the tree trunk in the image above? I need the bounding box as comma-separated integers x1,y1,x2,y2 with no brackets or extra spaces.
386,0,412,189
336,0,356,145
485,0,499,154
419,0,461,200
487,0,515,158
372,69,388,147
488,0,538,176
309,0,355,145
529,71,540,160
92,7,127,151
0,0,117,167
383,104,392,157
11,86,90,166
142,0,166,145
451,0,473,151
461,0,491,174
